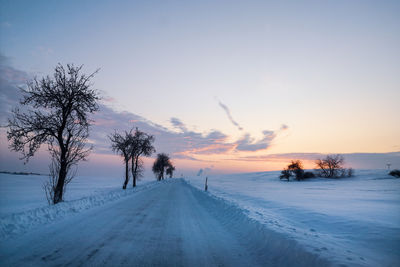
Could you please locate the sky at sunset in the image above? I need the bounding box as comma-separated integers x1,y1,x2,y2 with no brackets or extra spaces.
1,0,399,176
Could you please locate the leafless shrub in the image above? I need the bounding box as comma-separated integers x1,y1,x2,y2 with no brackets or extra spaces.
43,159,76,204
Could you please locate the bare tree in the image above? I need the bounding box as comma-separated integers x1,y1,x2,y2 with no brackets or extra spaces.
288,160,304,180
166,164,175,178
152,153,172,181
109,130,133,189
280,160,304,181
7,64,99,204
315,154,345,178
130,128,155,187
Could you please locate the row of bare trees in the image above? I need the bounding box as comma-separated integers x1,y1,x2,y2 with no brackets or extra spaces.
7,64,176,204
280,154,353,181
109,128,155,189
109,129,176,188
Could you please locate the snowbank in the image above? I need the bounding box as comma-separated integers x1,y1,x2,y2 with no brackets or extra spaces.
184,170,400,266
0,174,149,216
0,179,160,240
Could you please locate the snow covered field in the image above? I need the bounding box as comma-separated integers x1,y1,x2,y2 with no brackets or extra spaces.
0,179,328,267
185,170,400,266
0,170,399,266
0,173,154,239
0,173,152,216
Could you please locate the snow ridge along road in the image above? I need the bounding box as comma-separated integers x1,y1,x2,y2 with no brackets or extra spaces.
0,180,160,239
0,179,328,266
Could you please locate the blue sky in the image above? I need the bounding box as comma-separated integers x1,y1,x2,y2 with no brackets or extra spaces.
1,0,399,174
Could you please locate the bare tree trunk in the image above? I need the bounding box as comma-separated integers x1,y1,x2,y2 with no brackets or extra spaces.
131,156,138,187
123,160,129,189
131,156,136,187
53,158,66,204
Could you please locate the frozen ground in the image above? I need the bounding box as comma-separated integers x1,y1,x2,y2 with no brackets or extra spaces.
0,179,326,267
185,170,400,266
0,170,399,266
0,173,147,216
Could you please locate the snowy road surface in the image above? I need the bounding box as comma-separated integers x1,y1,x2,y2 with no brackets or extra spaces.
0,179,327,266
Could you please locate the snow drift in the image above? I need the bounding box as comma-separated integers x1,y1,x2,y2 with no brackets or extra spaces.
185,170,400,266
0,180,160,239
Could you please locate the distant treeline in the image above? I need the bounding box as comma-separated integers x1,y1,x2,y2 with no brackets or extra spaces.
0,171,47,176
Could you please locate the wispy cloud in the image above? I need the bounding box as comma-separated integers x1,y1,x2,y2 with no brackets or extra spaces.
218,100,243,131
0,61,288,164
215,99,289,152
280,124,289,131
170,117,187,132
90,105,232,159
235,130,276,151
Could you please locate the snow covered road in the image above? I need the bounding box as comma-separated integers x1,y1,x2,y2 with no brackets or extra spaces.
0,179,327,266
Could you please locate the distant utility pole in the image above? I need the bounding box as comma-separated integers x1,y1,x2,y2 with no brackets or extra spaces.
205,177,208,191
